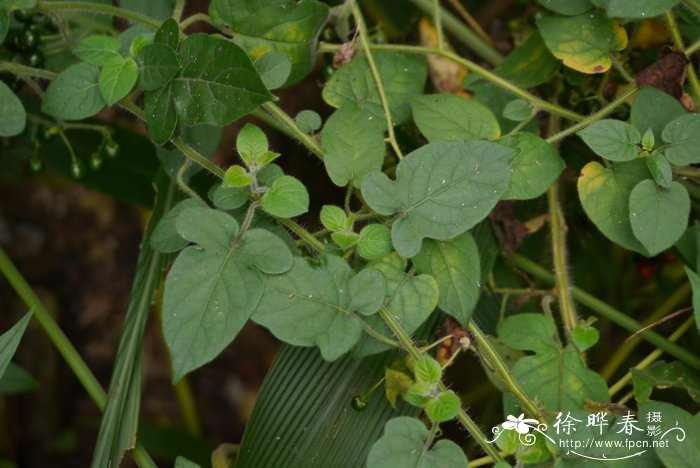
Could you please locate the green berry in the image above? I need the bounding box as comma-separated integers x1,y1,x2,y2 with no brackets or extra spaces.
351,395,368,411
28,155,44,173
90,152,103,170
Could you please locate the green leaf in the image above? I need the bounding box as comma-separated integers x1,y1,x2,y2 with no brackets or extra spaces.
163,207,293,381
629,180,690,256
136,42,181,91
154,18,180,49
0,81,26,137
411,94,500,142
367,417,468,468
493,32,560,88
151,198,206,253
642,127,655,151
320,205,349,231
42,63,106,120
638,401,700,467
499,132,564,200
512,346,610,411
606,0,682,19
236,343,425,468
254,50,292,90
74,34,122,66
687,267,700,334
0,363,39,395
537,11,627,74
577,119,642,161
571,324,600,352
323,52,427,127
361,140,514,258
424,390,461,423
236,123,269,167
352,255,439,357
385,368,413,408
646,152,673,189
415,356,443,384
321,104,386,187
578,160,650,254
631,87,686,142
252,256,363,360
128,32,155,57
120,0,175,22
174,457,200,468
662,114,700,165
222,165,253,188
92,173,177,468
209,184,247,211
331,230,360,248
412,232,481,324
261,175,309,218
633,360,700,403
210,0,329,86
295,109,322,134
538,0,592,15
502,99,532,121
348,268,386,315
0,312,31,381
172,34,273,126
99,56,139,106
357,224,393,261
498,313,558,354
144,84,178,145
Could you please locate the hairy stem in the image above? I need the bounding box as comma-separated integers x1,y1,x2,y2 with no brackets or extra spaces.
261,103,323,158
38,1,161,29
351,2,404,160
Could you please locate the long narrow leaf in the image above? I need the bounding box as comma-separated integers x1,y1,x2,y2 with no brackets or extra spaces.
91,171,179,468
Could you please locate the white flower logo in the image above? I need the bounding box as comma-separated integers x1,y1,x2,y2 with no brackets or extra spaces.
502,413,540,434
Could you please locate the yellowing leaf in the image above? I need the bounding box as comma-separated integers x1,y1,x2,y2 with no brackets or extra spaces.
537,12,627,74
418,18,468,95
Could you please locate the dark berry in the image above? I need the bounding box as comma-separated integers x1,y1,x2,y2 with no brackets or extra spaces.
13,9,35,24
24,51,44,68
15,28,39,52
351,395,367,411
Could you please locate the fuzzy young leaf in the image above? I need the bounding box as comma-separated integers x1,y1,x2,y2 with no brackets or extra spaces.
645,152,672,189
136,42,181,91
320,205,349,232
357,224,393,261
323,52,427,126
154,18,180,50
571,324,600,352
295,110,322,134
172,34,273,126
424,390,461,423
99,56,138,106
144,84,177,145
0,313,32,381
578,160,650,254
662,114,700,165
163,207,293,381
252,256,364,360
412,232,481,324
367,417,468,468
223,165,253,188
254,51,292,90
537,11,627,74
261,176,309,218
414,356,442,384
411,94,501,142
0,82,26,137
209,0,329,86
42,63,106,120
361,140,514,258
499,132,564,200
321,104,386,187
629,180,690,256
606,0,681,19
74,35,121,66
237,123,268,167
577,119,642,162
331,231,360,249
